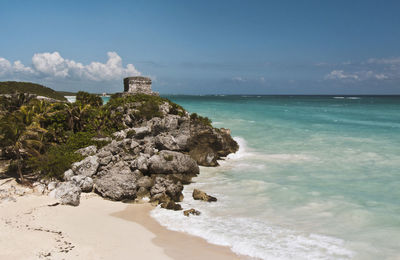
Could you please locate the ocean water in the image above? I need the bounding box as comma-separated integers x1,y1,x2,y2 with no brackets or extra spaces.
64,96,110,103
151,95,400,260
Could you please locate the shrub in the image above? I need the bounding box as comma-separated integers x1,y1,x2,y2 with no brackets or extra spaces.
76,91,103,107
164,154,174,161
169,102,185,116
190,113,212,127
30,144,83,179
29,131,110,179
126,129,136,138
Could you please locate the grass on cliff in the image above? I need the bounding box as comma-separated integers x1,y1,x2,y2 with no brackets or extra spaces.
190,112,212,127
106,93,186,122
0,81,67,101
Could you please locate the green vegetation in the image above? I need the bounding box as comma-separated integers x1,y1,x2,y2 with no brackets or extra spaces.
190,112,212,127
0,89,186,181
0,91,112,180
0,81,67,101
76,91,103,107
126,129,136,138
0,85,212,182
56,91,77,96
29,132,109,179
0,93,37,113
163,154,174,161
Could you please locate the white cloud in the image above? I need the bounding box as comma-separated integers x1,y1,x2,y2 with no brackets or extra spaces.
374,73,388,80
0,51,141,81
0,58,11,76
232,76,245,82
325,70,359,80
32,52,69,77
13,60,35,74
325,70,389,81
367,57,400,65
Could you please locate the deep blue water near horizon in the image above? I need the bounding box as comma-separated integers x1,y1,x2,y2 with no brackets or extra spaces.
149,95,400,260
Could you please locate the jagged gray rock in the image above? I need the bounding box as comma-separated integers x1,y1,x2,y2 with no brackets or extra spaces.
137,176,153,189
32,182,46,194
160,201,182,211
131,126,151,139
71,155,99,177
188,127,239,166
192,189,217,202
148,151,199,175
75,145,97,157
47,181,58,191
94,171,139,201
71,175,93,192
150,176,183,202
50,182,81,206
131,153,150,173
155,133,181,151
183,208,201,216
63,169,74,181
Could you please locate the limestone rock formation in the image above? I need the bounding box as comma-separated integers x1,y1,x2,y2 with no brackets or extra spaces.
183,208,201,216
192,189,217,202
94,171,138,201
71,155,99,177
50,182,81,206
148,151,199,176
75,145,97,157
71,175,93,192
160,201,182,211
46,94,237,210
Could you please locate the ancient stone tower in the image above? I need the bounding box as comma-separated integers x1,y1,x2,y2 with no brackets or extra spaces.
123,76,157,95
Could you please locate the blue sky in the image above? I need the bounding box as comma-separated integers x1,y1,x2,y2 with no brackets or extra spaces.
1,0,400,94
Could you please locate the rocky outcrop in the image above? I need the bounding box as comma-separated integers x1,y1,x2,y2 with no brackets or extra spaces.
75,145,97,157
0,178,32,203
150,176,183,203
160,201,182,211
94,172,138,201
188,127,239,166
148,151,199,175
47,96,237,209
50,182,81,206
71,156,99,177
193,189,217,202
71,175,93,192
183,208,201,216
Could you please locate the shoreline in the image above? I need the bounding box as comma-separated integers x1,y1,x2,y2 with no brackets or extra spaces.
0,186,245,260
114,203,247,260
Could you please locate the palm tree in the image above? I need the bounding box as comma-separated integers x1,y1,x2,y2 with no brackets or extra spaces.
0,113,46,183
64,102,93,132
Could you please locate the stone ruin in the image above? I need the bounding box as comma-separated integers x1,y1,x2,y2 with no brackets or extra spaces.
123,76,158,96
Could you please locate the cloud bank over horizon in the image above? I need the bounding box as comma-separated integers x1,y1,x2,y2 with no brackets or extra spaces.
0,51,141,83
1,51,400,94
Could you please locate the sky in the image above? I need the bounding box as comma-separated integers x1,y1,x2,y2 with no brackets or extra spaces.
1,0,400,94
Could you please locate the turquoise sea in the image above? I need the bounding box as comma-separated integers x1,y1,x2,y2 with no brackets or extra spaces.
150,95,400,260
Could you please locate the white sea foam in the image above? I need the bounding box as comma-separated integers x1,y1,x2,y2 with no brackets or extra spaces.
65,96,76,103
150,135,354,259
224,137,315,163
151,199,354,260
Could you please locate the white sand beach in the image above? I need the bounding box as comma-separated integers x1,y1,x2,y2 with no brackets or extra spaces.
0,180,240,260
